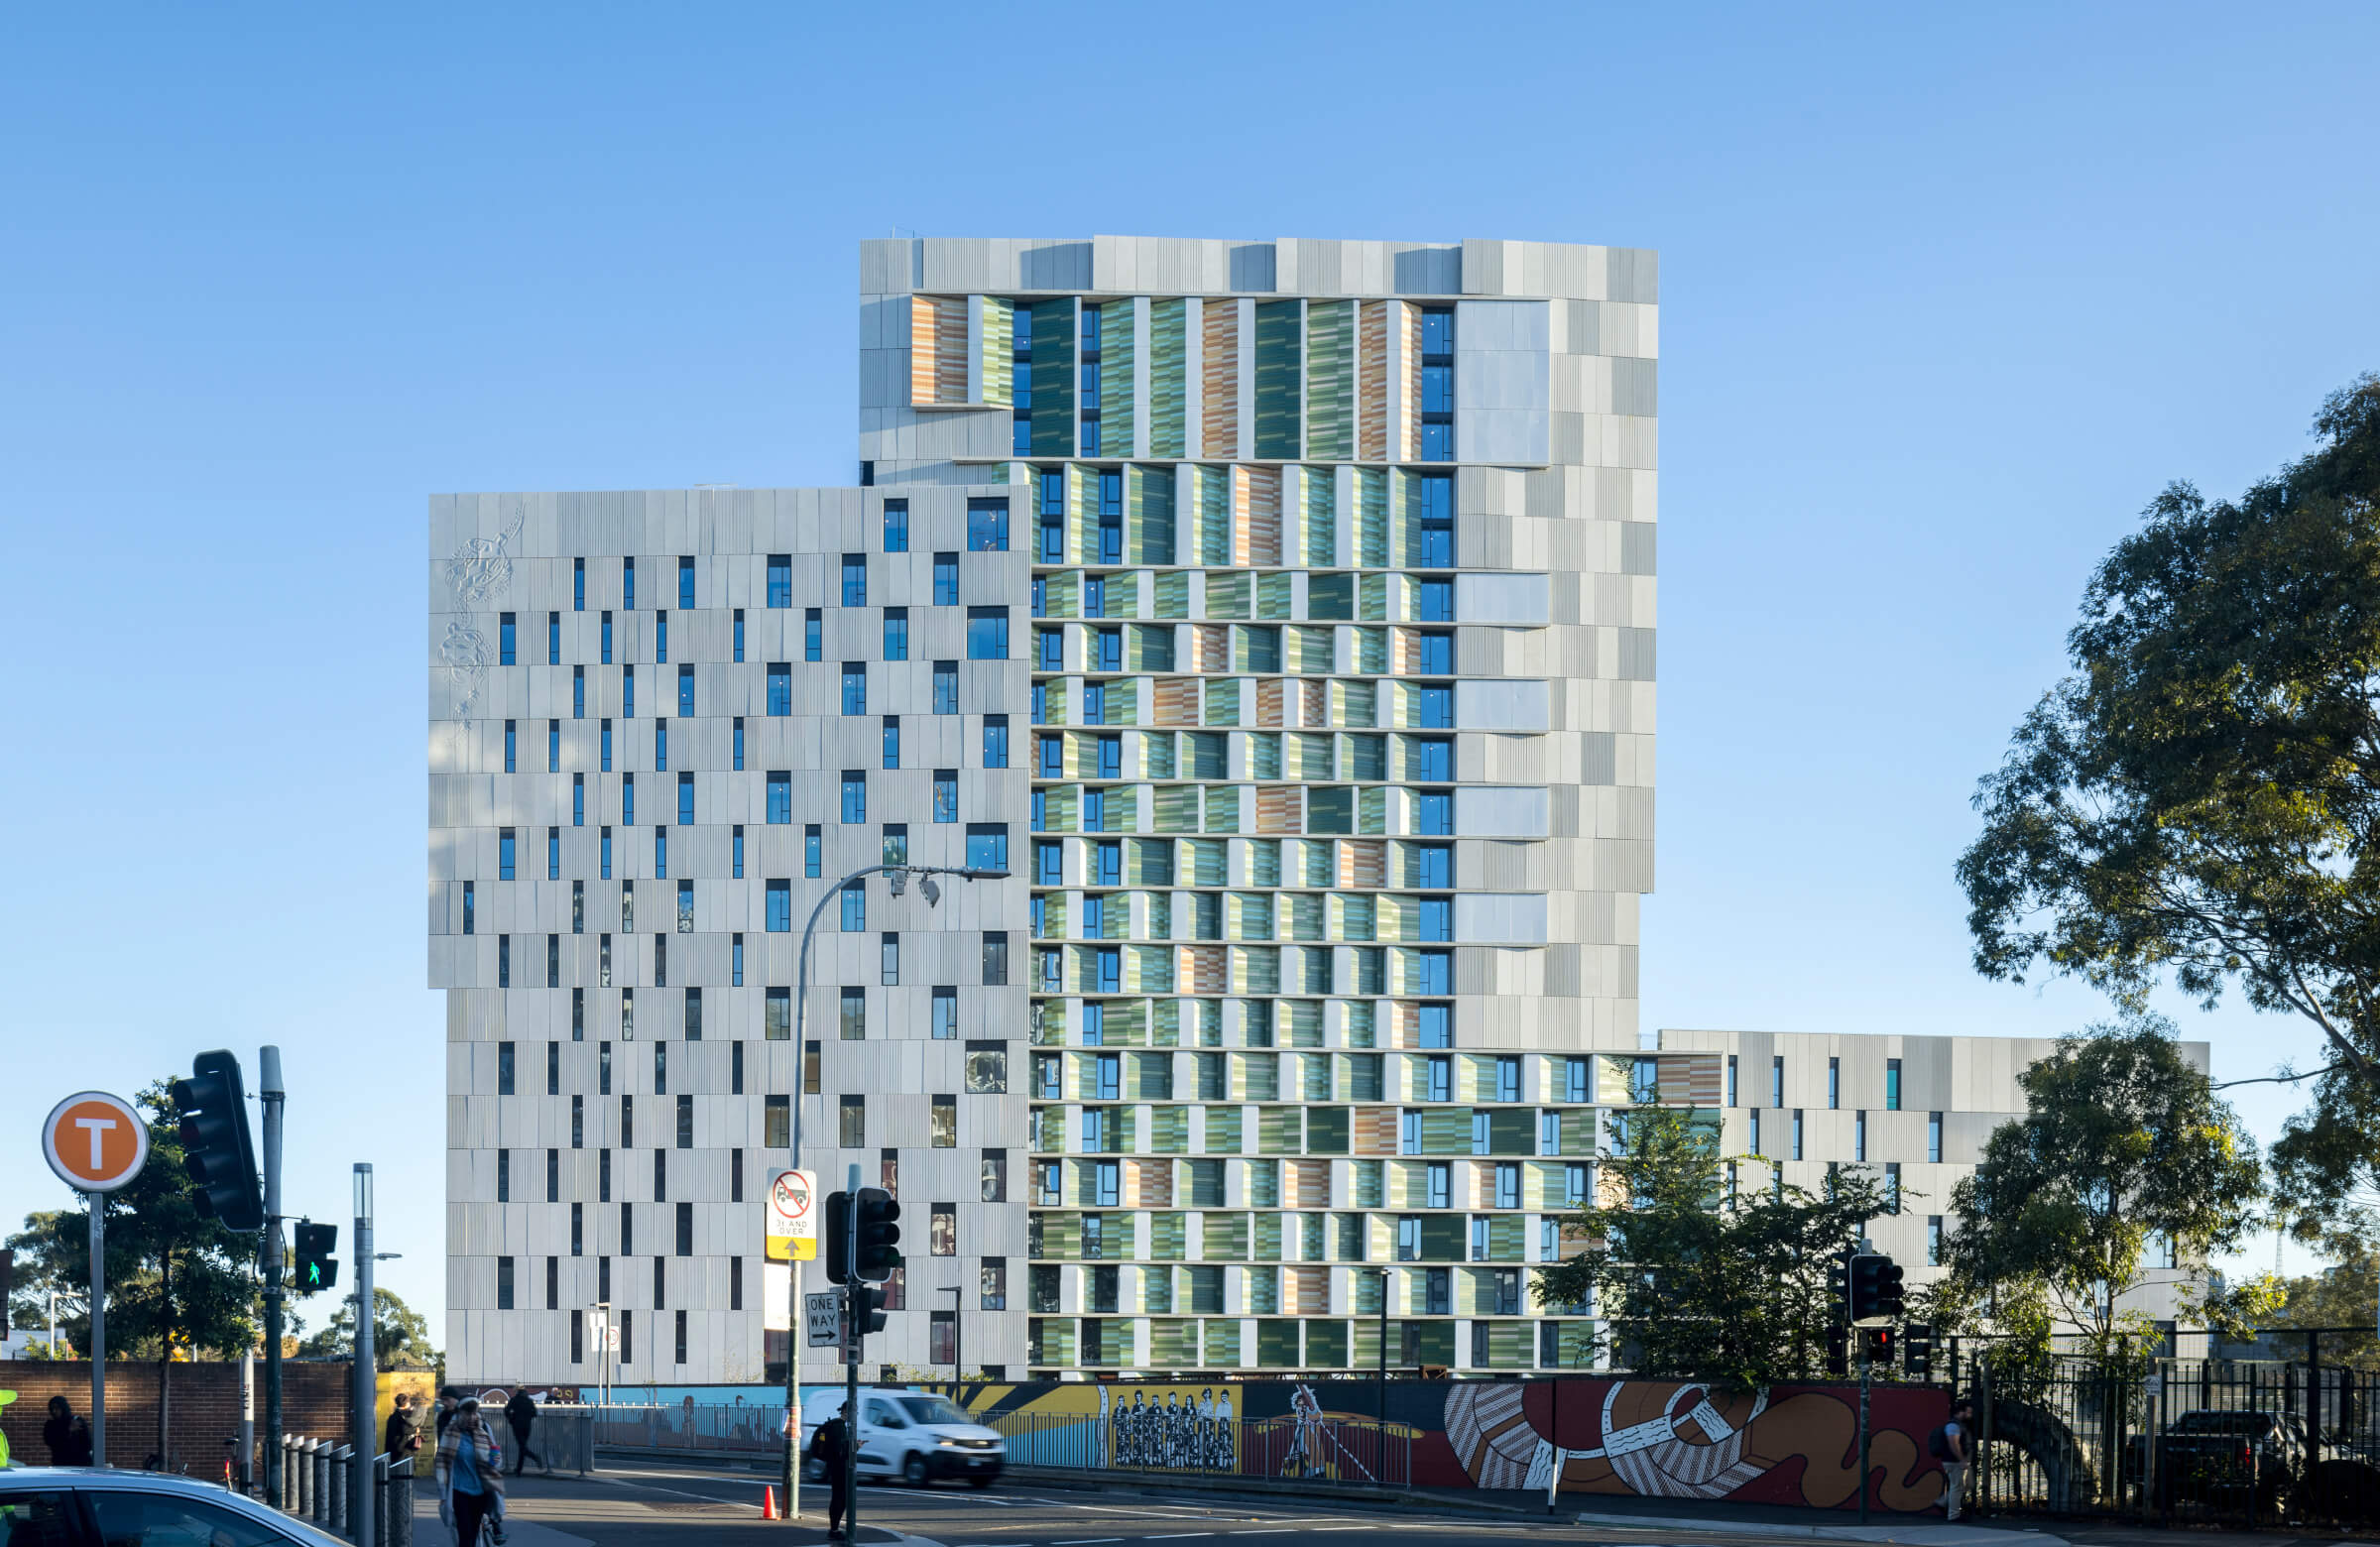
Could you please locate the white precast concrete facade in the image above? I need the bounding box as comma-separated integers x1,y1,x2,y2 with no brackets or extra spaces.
432,234,1661,1383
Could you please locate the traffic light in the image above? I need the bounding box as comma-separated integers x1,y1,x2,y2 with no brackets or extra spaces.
293,1221,338,1292
852,1281,889,1338
1847,1252,1905,1323
824,1191,852,1285
1865,1326,1897,1367
1904,1322,1935,1381
171,1050,263,1232
1824,1322,1847,1377
855,1188,901,1281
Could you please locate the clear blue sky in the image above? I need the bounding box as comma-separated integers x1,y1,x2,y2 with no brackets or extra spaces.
4,3,2374,1336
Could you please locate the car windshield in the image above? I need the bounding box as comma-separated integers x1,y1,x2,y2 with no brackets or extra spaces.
899,1396,968,1426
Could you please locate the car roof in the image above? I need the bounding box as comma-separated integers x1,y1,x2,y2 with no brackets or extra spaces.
0,1469,251,1493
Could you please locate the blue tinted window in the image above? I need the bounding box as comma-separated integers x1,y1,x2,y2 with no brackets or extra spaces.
655,610,668,663
841,554,867,607
504,720,517,774
767,665,790,717
676,664,693,716
883,501,909,552
841,774,866,824
968,607,1010,660
805,824,821,878
883,717,900,770
677,555,695,610
733,609,745,662
966,823,1010,873
499,828,516,880
767,555,791,609
841,883,865,932
933,770,957,824
884,608,909,661
766,881,791,932
768,774,791,824
805,609,821,661
622,557,636,611
500,613,516,665
549,611,560,664
935,552,960,605
983,715,1010,769
549,720,560,772
934,660,958,715
967,500,1010,552
677,773,694,826
573,557,585,611
842,664,867,715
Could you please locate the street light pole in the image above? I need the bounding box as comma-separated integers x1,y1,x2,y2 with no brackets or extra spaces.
940,1286,963,1388
352,1164,375,1547
779,863,1006,1522
1368,1267,1389,1480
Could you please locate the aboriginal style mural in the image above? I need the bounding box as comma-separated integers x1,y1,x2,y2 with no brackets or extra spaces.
955,1375,1951,1512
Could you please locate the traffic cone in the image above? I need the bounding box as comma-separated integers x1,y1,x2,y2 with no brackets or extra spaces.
760,1486,778,1520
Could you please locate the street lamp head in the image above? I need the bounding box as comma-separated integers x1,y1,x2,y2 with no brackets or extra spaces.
919,874,940,907
889,869,908,897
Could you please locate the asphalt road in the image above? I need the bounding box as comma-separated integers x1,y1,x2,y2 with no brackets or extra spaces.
449,1459,1958,1547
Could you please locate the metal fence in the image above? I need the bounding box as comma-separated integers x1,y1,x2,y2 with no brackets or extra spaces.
265,1440,412,1545
1952,1337,2380,1527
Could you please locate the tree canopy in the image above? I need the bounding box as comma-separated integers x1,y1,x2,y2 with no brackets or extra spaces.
1938,1016,2265,1355
295,1286,438,1368
1958,374,2380,1227
1532,1105,1891,1388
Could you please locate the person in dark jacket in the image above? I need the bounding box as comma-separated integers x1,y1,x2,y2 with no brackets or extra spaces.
503,1390,549,1476
44,1397,94,1466
386,1393,421,1460
813,1414,850,1542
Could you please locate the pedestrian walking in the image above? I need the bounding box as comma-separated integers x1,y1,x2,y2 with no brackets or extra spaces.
1931,1398,1974,1521
431,1390,462,1542
43,1397,94,1467
435,1398,509,1547
504,1389,550,1476
386,1392,422,1461
813,1412,851,1542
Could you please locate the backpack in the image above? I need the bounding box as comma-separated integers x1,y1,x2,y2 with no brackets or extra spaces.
1928,1423,1955,1460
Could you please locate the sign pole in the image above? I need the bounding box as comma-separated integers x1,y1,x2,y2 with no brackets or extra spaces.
89,1195,105,1467
1856,1336,1871,1526
261,1047,286,1504
844,1163,862,1546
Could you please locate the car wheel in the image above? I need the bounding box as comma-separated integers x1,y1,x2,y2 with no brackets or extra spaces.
903,1452,931,1488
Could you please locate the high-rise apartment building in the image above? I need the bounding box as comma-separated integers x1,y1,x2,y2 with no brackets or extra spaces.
430,236,1660,1383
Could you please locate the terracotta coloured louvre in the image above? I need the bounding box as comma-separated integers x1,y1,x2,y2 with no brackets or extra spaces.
908,297,968,406
1252,676,1285,727
1201,298,1239,459
1300,677,1329,728
1239,464,1281,566
1254,785,1302,835
1359,298,1389,462
1152,677,1200,726
1339,840,1385,890
1351,1107,1398,1156
1289,1160,1332,1209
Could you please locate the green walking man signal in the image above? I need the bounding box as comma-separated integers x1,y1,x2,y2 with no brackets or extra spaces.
293,1221,338,1291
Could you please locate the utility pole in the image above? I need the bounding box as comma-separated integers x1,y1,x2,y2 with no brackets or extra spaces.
1856,1333,1871,1525
88,1195,105,1467
261,1046,286,1502
352,1164,376,1547
779,862,1003,1522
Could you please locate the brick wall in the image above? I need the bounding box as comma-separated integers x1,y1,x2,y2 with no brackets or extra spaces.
0,1361,354,1473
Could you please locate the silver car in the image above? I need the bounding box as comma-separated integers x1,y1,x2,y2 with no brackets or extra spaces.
0,1467,354,1547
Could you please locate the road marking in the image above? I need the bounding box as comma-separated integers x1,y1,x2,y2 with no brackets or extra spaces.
1144,1535,1217,1540
1051,1539,1125,1544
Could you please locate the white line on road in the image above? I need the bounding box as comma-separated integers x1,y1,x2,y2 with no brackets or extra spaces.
1142,1535,1218,1540
1050,1538,1125,1544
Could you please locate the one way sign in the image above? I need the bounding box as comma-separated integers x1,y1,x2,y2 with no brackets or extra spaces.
805,1291,842,1349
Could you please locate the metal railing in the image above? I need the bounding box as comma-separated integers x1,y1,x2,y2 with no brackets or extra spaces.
1958,1347,2380,1527
271,1439,411,1544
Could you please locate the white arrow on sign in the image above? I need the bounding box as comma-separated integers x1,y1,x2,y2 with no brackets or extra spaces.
805,1291,843,1349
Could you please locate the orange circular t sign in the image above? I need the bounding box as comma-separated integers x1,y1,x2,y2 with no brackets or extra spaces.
43,1092,149,1193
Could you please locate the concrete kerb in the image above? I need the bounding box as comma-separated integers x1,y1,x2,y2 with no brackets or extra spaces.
1003,1465,1543,1517
1571,1512,2068,1547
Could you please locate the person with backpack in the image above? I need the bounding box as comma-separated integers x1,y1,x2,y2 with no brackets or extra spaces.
812,1412,851,1543
1931,1398,1974,1520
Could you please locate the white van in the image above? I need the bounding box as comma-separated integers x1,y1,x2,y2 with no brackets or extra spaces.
801,1388,1006,1488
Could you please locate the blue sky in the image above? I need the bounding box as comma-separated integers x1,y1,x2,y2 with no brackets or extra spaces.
4,3,2374,1334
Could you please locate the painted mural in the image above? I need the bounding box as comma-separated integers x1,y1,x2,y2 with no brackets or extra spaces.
957,1376,1950,1512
